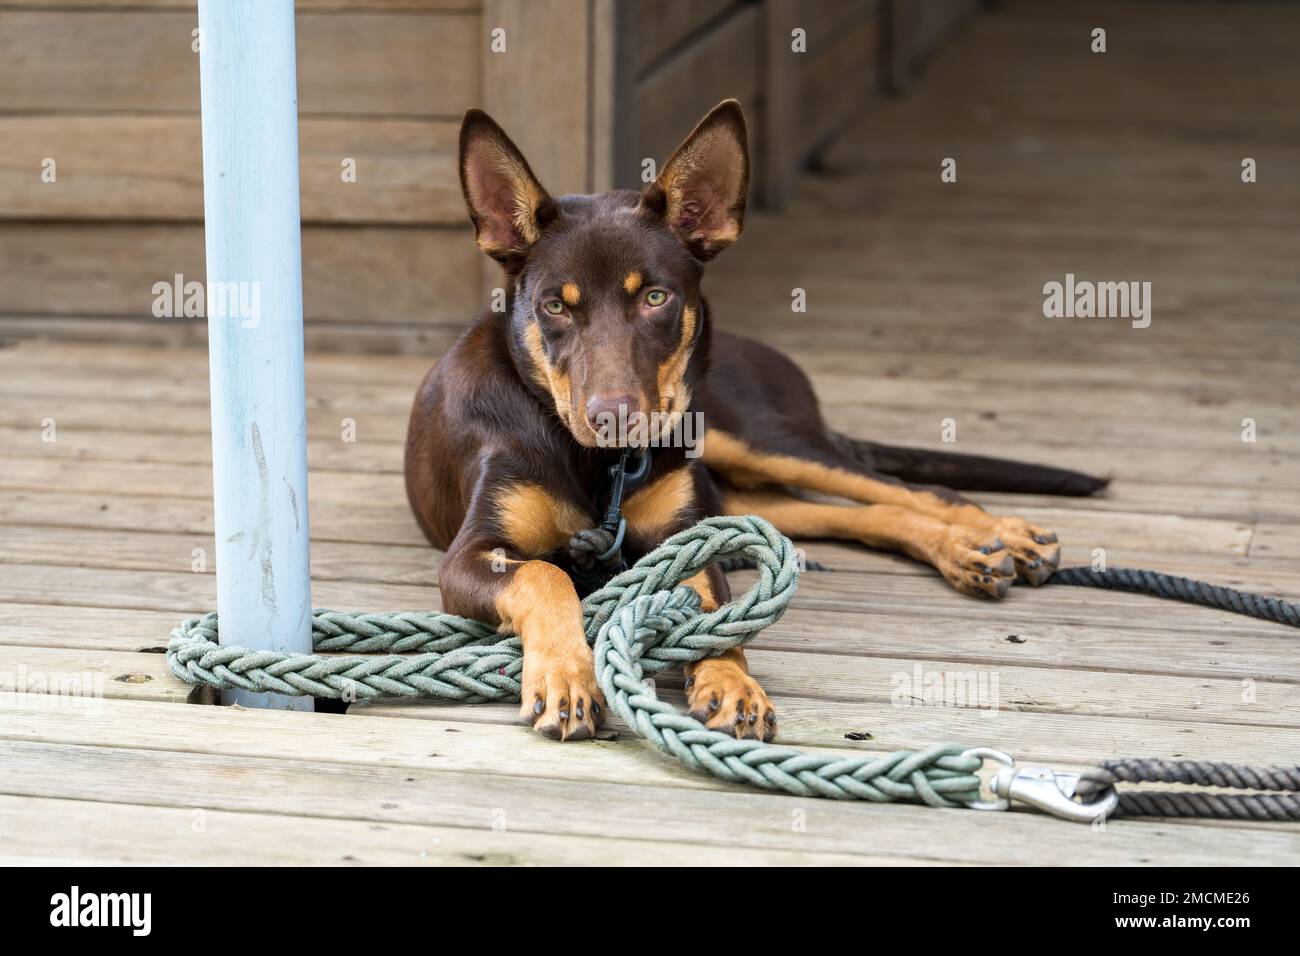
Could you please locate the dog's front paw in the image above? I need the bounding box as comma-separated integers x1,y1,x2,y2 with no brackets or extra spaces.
932,524,1016,598
685,655,776,741
991,517,1060,586
518,645,605,741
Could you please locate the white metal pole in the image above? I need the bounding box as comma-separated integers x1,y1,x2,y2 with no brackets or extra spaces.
197,0,313,710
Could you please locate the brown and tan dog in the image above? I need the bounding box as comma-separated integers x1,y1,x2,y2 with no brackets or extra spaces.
405,101,1105,744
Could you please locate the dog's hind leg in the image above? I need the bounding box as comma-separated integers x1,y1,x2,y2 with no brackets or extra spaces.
721,487,1015,598
703,428,1060,586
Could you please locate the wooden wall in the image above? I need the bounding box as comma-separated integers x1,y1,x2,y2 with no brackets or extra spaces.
0,0,979,353
882,0,984,91
1,0,484,352
625,0,882,206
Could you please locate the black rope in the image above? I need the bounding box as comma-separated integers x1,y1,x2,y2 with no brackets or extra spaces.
718,561,1300,630
1076,758,1300,821
1051,566,1300,628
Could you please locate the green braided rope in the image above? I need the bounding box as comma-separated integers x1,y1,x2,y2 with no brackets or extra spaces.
168,515,984,806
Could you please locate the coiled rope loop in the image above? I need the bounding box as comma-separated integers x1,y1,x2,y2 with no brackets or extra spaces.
168,515,986,806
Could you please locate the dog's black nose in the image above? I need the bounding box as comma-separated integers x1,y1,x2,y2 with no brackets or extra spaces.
585,393,639,437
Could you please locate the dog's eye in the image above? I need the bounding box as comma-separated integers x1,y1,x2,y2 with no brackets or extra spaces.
645,290,669,307
541,299,566,316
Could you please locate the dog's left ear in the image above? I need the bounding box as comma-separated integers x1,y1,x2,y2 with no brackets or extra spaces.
642,99,749,261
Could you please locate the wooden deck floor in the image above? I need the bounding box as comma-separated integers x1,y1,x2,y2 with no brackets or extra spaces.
2,1,1299,865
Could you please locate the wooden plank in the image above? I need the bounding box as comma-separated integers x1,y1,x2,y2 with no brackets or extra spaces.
0,603,185,653
0,495,1280,589
6,367,1293,480
0,741,951,864
7,332,1289,407
2,511,1298,661
0,394,418,440
5,374,1297,465
0,316,471,357
16,569,1298,688
3,690,1292,796
6,739,1297,865
4,700,1299,864
0,484,1258,568
0,491,426,545
0,117,463,224
3,348,1298,466
5,524,1299,667
0,696,795,791
0,645,194,703
0,793,876,866
0,223,480,323
0,563,430,613
0,475,1286,574
0,504,1293,605
0,427,411,473
6,356,1299,457
356,693,1300,775
6,335,1294,403
0,526,441,589
0,10,478,116
0,460,412,506
5,610,1297,727
1251,523,1300,561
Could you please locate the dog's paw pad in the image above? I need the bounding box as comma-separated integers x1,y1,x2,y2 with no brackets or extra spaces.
686,659,776,741
518,649,606,742
992,517,1061,586
935,525,1016,599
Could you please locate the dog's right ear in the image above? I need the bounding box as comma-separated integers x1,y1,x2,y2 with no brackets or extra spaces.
459,109,554,265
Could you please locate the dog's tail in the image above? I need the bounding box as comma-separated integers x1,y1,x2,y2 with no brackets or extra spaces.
833,434,1109,496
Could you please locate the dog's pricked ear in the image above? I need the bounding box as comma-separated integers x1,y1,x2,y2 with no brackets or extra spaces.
643,99,750,261
459,109,553,264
